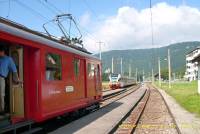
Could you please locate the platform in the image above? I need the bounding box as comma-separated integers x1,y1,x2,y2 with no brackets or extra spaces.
50,86,146,134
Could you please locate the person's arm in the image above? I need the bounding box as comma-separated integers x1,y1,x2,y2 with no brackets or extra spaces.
9,57,22,84
13,72,21,84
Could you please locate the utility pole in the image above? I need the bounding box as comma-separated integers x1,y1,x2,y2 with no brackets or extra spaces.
136,68,138,83
173,73,176,80
168,49,171,88
120,58,123,75
158,57,161,86
149,72,151,81
97,41,104,60
112,57,114,73
143,69,145,82
152,68,154,83
129,64,131,78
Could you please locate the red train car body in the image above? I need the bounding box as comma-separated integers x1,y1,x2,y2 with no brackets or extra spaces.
0,18,102,130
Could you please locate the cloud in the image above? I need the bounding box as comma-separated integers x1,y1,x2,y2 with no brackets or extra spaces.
79,12,91,27
83,2,200,53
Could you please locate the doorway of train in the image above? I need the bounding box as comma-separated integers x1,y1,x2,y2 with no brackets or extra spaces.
73,57,86,99
0,43,24,127
95,64,101,93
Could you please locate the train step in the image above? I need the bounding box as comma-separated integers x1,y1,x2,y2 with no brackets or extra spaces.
21,127,43,134
0,114,10,128
0,120,34,133
0,119,10,128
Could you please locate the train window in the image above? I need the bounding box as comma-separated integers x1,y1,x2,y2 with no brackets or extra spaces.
74,58,80,77
46,53,62,80
87,63,91,75
88,63,95,77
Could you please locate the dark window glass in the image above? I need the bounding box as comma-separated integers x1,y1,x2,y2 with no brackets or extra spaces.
46,53,62,80
88,63,91,75
74,58,80,77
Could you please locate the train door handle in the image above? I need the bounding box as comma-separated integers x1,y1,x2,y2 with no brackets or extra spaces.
36,80,39,110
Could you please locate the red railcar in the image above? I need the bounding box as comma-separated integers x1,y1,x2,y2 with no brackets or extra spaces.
0,18,102,132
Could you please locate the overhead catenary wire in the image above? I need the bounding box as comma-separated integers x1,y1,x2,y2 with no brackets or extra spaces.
40,0,76,40
14,0,64,35
83,0,99,20
14,0,51,22
67,0,71,14
6,0,11,18
82,0,110,48
15,0,72,39
43,0,64,14
0,0,12,18
37,1,73,39
0,0,98,47
36,0,58,15
15,0,100,48
74,17,110,49
42,0,99,44
67,0,71,35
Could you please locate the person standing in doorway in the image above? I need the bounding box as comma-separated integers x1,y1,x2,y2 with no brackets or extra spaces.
0,45,21,114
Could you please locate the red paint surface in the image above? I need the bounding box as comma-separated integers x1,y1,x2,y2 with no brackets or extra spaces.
0,28,102,124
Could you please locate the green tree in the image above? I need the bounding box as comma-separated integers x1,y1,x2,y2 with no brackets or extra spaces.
102,73,109,81
161,69,170,80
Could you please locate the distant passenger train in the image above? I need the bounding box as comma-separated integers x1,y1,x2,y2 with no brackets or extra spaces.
109,73,136,89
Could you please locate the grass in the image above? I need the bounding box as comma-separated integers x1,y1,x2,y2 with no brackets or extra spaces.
155,81,200,117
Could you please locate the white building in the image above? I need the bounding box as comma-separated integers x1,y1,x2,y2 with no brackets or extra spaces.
185,47,200,81
191,53,200,94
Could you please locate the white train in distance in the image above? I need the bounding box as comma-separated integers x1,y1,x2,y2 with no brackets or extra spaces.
109,73,136,90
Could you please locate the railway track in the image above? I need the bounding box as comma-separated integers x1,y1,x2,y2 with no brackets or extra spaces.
101,85,140,107
112,84,181,134
102,88,128,100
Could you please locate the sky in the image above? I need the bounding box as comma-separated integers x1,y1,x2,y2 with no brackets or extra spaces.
0,0,200,53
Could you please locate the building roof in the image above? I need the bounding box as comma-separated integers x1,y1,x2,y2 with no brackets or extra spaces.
186,46,200,56
192,54,200,63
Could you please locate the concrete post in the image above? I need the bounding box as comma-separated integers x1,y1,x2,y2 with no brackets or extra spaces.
112,57,114,73
136,68,138,83
198,65,200,94
129,64,131,78
168,49,171,89
143,69,145,82
152,68,154,83
120,58,123,75
158,57,161,86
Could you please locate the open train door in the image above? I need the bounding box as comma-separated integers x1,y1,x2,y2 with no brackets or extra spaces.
73,57,86,99
9,46,24,120
94,64,101,97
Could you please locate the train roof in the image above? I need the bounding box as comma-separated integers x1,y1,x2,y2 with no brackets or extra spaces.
0,17,100,61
